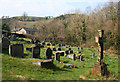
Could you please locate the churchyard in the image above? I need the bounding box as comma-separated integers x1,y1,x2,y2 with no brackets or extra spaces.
1,35,118,80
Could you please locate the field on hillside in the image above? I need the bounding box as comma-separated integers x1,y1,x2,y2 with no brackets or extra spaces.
1,38,118,80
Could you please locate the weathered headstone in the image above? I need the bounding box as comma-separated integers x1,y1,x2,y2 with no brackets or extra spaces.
26,41,30,44
69,48,71,50
65,50,69,56
60,52,64,56
32,45,40,58
47,43,50,46
9,44,24,58
45,48,52,59
79,55,83,61
59,44,61,47
32,59,54,68
42,42,45,45
58,47,61,51
73,54,76,61
55,52,60,61
70,50,73,54
26,48,32,52
52,48,56,51
40,45,44,48
2,37,10,50
31,39,34,44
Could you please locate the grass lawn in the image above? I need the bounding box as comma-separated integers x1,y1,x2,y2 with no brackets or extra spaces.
1,38,119,80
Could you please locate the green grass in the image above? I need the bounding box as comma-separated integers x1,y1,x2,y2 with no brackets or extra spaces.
2,38,119,80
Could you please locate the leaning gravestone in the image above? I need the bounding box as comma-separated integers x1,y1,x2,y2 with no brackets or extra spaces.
9,44,24,58
55,52,60,61
32,45,40,58
58,47,61,51
45,48,52,59
40,45,44,48
2,37,10,50
52,44,55,46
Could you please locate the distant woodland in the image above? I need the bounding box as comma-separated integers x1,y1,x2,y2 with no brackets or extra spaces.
2,2,119,53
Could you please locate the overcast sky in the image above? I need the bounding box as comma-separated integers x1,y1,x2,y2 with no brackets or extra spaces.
0,0,118,17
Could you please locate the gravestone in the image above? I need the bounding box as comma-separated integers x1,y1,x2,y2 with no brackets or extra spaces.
45,48,52,59
60,52,64,56
40,45,44,48
9,44,24,58
2,37,10,50
59,44,61,47
32,45,40,58
79,55,83,61
69,48,71,50
58,48,61,51
92,53,95,58
55,52,60,61
65,50,69,56
52,44,55,46
42,42,45,45
52,48,56,51
70,50,73,54
73,54,76,61
31,39,34,44
26,41,30,44
26,48,32,52
47,43,50,46
32,59,53,68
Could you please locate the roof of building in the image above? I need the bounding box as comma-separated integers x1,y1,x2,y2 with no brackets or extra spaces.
11,27,39,32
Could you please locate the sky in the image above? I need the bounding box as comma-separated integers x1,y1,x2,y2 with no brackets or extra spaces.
0,0,119,17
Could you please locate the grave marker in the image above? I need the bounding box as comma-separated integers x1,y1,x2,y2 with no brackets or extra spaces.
32,45,40,58
9,44,24,58
45,48,52,59
58,47,61,51
55,52,60,61
73,54,76,61
2,37,10,50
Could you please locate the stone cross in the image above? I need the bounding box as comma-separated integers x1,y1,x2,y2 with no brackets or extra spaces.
95,30,104,63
